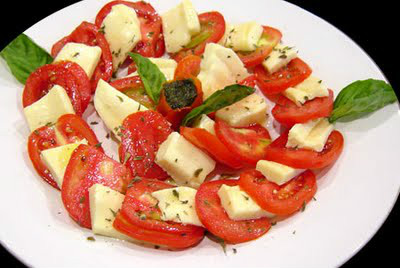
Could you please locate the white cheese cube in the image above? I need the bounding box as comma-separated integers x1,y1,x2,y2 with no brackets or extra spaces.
262,44,298,74
94,79,147,140
155,132,216,188
23,85,75,132
102,4,142,69
126,57,177,81
198,43,250,99
256,160,304,186
54,42,102,79
287,118,334,152
193,114,216,135
88,184,135,241
41,140,87,188
162,0,200,53
215,93,268,127
218,185,274,220
220,22,263,52
283,76,329,107
151,186,203,227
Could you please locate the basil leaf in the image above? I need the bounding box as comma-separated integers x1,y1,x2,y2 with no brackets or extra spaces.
181,84,255,126
0,33,53,84
128,52,166,104
329,79,397,123
185,31,211,49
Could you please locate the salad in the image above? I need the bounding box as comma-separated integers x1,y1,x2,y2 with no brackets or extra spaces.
0,0,396,251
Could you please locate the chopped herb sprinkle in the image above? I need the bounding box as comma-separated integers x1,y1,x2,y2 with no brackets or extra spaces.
87,236,96,241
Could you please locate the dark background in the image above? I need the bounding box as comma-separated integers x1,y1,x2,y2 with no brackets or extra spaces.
1,0,398,267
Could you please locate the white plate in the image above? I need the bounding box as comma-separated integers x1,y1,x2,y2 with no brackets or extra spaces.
0,0,399,267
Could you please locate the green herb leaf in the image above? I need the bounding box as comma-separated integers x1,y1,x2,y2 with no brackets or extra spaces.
182,84,255,126
185,31,212,49
0,33,53,84
206,232,227,254
128,52,166,104
329,79,397,123
172,189,180,199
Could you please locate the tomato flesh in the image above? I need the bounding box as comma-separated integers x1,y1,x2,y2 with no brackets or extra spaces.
239,169,317,216
195,179,271,244
174,55,202,80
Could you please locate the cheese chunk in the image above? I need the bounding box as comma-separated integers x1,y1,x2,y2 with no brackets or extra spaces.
283,76,329,107
262,44,297,74
94,79,147,140
54,42,102,78
127,57,177,81
102,4,142,69
220,22,263,52
287,118,334,152
88,184,134,241
155,132,216,188
193,114,215,135
256,160,304,186
162,0,200,53
216,93,268,127
151,186,203,227
41,140,87,188
218,185,274,220
23,85,75,132
198,43,250,99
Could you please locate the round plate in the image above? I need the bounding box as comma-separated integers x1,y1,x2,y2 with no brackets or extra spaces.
0,0,399,267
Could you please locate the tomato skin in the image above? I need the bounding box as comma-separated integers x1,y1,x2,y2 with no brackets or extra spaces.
238,75,257,88
239,169,317,216
171,11,226,62
113,178,204,249
62,144,132,228
215,120,272,166
237,26,282,68
95,1,165,58
272,90,334,126
119,111,173,180
174,55,202,80
264,130,344,169
180,127,243,169
255,58,312,95
51,21,113,93
195,179,271,244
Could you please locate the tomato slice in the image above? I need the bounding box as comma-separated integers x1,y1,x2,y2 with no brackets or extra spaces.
238,75,257,88
264,130,344,169
119,111,173,180
28,114,102,189
215,120,272,166
62,144,132,228
255,58,312,95
174,55,202,80
113,178,204,249
22,63,85,116
272,90,334,126
95,1,165,58
180,127,243,169
171,11,226,62
196,179,271,244
239,169,317,216
110,76,155,109
236,26,282,68
51,21,113,93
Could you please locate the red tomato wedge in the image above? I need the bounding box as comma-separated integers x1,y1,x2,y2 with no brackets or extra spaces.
195,179,271,244
62,144,132,228
236,26,282,68
119,111,173,180
95,1,165,59
110,76,156,109
174,55,202,80
264,130,344,169
272,90,334,126
180,127,243,169
28,115,101,190
22,62,88,116
215,120,272,166
51,21,113,93
255,58,312,95
171,11,226,62
114,178,204,249
239,169,317,216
